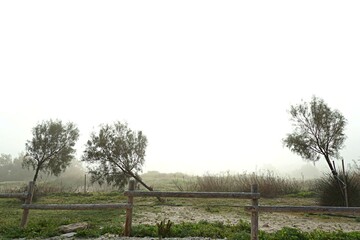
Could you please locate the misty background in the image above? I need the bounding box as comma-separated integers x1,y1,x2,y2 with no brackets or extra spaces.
1,1,360,180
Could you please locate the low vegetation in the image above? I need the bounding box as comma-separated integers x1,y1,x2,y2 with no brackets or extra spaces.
172,171,303,198
1,170,360,239
315,172,360,207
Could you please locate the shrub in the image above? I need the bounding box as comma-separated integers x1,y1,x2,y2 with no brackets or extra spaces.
272,227,308,240
314,172,360,206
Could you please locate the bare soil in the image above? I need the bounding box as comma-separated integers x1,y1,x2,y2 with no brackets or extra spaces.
133,205,360,233
31,205,360,240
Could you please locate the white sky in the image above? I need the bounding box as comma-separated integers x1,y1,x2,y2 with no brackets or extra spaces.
1,1,360,177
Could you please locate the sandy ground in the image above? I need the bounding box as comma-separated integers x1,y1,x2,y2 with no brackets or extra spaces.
20,205,360,239
133,205,360,233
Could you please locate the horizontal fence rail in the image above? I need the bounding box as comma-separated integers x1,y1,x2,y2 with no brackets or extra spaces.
0,193,28,199
22,203,132,210
124,183,260,240
124,191,260,199
5,179,360,240
245,205,360,214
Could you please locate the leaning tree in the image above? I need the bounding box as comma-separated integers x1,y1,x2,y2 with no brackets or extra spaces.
82,121,153,191
283,96,347,178
23,119,80,183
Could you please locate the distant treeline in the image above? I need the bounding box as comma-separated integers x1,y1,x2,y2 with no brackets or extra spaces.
0,153,85,182
0,153,33,182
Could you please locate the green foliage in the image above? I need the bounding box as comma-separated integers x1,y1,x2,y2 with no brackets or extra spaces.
132,224,157,237
0,218,61,239
156,219,173,239
75,227,101,238
23,119,79,183
286,191,316,198
308,229,360,240
283,96,347,174
260,228,360,240
100,224,123,235
314,172,360,206
272,227,308,240
82,121,147,189
160,220,251,239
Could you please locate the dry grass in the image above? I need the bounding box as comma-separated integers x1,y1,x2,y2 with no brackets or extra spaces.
173,171,303,198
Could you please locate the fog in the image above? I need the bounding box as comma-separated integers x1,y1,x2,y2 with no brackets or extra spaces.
1,1,360,178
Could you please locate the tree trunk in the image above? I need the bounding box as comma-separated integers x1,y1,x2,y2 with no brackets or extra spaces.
130,173,153,191
324,155,346,204
33,166,41,183
126,170,164,202
324,155,337,177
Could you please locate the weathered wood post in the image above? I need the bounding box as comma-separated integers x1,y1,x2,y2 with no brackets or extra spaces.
20,181,35,228
251,184,259,240
342,159,349,207
84,174,87,194
124,179,135,236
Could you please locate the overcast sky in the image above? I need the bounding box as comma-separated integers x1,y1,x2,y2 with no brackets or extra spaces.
1,1,360,176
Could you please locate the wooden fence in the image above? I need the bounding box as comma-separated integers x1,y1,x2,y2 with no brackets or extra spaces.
2,180,360,240
124,180,261,239
18,181,130,229
0,184,29,200
0,192,28,199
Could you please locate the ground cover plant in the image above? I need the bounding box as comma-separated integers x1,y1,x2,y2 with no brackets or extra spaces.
1,171,360,239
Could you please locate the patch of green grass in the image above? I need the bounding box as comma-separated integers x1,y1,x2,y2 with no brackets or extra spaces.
0,194,126,239
2,172,360,239
286,191,317,198
132,220,252,239
2,192,360,240
205,206,220,213
260,228,360,240
141,171,196,191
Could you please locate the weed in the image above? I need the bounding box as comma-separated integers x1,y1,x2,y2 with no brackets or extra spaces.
156,219,173,239
205,206,220,213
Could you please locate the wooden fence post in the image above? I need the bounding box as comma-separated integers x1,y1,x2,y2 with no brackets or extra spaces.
124,179,135,236
20,181,35,228
251,184,259,240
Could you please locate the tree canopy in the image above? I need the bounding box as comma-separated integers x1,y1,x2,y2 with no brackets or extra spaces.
82,121,150,190
283,96,347,176
23,119,79,183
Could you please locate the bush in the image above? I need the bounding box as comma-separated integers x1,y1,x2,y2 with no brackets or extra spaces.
314,172,360,206
272,227,308,240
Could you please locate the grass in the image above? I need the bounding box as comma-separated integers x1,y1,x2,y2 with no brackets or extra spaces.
1,192,358,239
1,171,360,239
0,192,127,239
141,171,196,191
